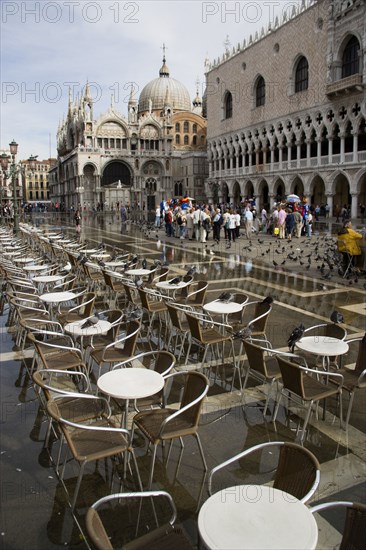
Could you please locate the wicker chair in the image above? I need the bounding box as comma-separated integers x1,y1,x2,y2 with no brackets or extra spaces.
133,371,209,488
208,441,320,504
273,355,344,442
85,491,194,550
329,336,366,430
47,398,142,510
311,501,366,550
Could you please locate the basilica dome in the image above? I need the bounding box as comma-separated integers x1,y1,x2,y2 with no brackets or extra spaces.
138,57,191,114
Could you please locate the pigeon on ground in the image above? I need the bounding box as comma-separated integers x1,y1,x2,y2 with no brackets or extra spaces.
287,323,305,352
141,259,147,269
330,310,344,324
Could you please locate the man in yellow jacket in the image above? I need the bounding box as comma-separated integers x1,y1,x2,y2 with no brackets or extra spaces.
337,221,363,272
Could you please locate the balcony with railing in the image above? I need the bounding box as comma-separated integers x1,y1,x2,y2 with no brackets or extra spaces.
211,150,366,179
326,74,363,96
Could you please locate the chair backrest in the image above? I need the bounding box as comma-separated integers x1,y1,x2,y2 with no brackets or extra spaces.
176,275,193,300
355,338,366,375
98,309,124,325
276,355,305,398
102,270,114,290
137,288,150,310
208,441,320,503
117,320,140,357
324,323,347,340
123,283,136,306
311,501,366,550
230,292,248,322
185,312,203,342
179,371,209,429
243,339,268,377
86,491,179,550
79,292,96,316
188,281,208,306
131,351,175,376
273,442,320,501
153,266,169,284
250,301,272,332
166,302,185,331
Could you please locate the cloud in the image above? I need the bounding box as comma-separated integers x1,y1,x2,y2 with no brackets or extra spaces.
1,0,290,159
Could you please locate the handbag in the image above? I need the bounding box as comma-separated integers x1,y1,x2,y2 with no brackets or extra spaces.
274,227,279,235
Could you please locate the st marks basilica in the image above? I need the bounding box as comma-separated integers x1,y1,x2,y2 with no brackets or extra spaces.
49,49,208,211
49,0,366,215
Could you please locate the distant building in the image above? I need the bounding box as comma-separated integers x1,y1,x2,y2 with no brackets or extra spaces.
49,51,208,211
205,0,366,217
22,158,57,205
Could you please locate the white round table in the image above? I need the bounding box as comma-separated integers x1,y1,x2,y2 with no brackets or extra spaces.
198,485,318,550
125,268,152,277
13,257,36,264
90,252,110,259
23,264,50,272
295,336,349,359
64,319,111,338
40,291,76,304
97,368,164,428
203,300,244,326
104,261,128,268
32,275,64,284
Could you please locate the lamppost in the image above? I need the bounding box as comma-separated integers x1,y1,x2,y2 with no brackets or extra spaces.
0,141,37,234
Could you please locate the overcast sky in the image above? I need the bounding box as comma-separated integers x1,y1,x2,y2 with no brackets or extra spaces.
1,0,298,160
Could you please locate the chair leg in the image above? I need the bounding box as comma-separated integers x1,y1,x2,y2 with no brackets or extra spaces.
344,391,354,432
301,401,313,443
147,444,158,489
72,461,86,510
273,391,282,422
194,433,207,471
263,378,276,416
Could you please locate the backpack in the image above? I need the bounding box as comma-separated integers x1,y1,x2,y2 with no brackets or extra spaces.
165,212,171,223
219,214,224,225
177,215,183,225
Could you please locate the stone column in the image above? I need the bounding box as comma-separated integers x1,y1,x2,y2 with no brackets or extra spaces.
296,141,301,169
340,133,345,163
287,144,292,166
326,193,333,216
270,146,274,171
279,146,283,170
317,138,322,164
352,132,358,163
351,193,358,219
328,137,333,164
306,140,311,168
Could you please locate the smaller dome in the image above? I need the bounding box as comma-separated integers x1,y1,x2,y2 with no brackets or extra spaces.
159,59,170,77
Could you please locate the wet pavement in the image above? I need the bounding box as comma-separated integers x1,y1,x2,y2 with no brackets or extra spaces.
0,212,365,549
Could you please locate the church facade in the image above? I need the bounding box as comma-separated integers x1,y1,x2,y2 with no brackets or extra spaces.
49,54,207,212
205,0,366,217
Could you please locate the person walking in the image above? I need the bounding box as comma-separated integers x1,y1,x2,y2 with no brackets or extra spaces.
244,207,253,239
213,208,222,243
74,209,81,235
278,206,287,239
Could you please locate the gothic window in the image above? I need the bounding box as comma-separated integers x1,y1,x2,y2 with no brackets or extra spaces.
295,56,309,92
342,36,360,78
184,135,189,145
184,121,189,133
175,134,180,144
224,91,232,119
192,123,197,133
256,77,265,107
175,122,180,132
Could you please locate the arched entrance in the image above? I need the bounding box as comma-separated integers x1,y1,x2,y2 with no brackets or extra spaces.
291,176,304,199
102,161,131,186
258,180,269,210
334,174,350,211
310,175,325,207
232,181,241,206
274,178,285,203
